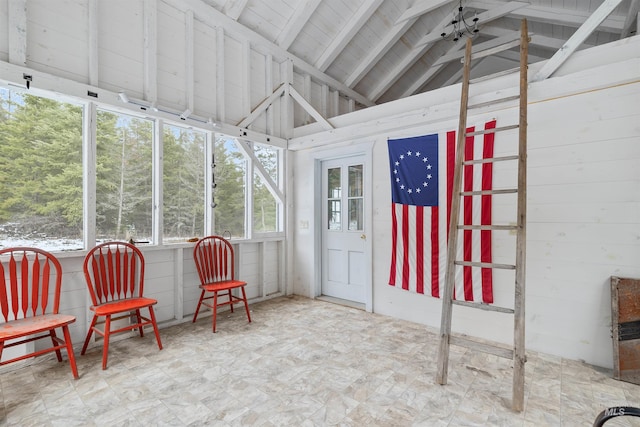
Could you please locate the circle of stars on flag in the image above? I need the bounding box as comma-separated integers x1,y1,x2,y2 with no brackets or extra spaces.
393,150,434,195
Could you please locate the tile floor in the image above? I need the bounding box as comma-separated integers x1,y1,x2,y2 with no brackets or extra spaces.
1,296,638,426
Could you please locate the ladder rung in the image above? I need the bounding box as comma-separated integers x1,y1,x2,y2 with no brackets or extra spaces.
463,155,519,165
452,299,515,314
454,261,516,270
468,39,522,62
460,189,518,196
466,124,519,137
470,66,520,83
449,335,514,359
469,95,520,109
457,224,518,231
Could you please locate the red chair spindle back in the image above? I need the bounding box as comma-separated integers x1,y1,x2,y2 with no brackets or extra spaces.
194,236,235,285
84,242,145,305
0,247,63,322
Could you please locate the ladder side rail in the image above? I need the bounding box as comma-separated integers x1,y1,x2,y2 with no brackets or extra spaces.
436,37,473,386
512,18,529,412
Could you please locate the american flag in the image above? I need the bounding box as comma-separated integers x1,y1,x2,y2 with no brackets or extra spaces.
387,120,496,303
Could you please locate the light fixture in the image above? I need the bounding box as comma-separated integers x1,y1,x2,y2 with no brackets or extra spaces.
180,108,191,120
440,0,479,42
118,92,129,103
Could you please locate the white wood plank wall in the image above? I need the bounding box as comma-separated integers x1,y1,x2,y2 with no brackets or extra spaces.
290,36,640,369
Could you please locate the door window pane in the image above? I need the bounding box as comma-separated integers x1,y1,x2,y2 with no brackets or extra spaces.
348,199,363,231
328,200,341,231
328,167,341,198
348,164,364,231
348,164,363,197
96,110,153,243
0,89,83,250
327,167,341,230
163,125,205,242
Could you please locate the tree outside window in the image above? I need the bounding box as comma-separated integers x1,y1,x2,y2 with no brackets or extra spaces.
163,125,205,242
95,110,153,243
0,89,83,250
253,143,280,233
213,135,246,238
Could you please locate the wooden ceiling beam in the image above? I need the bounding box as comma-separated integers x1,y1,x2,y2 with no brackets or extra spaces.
344,16,419,88
315,0,384,72
532,0,624,82
276,0,322,50
395,0,453,23
620,0,640,38
468,0,626,33
223,0,249,21
167,0,374,107
367,10,455,101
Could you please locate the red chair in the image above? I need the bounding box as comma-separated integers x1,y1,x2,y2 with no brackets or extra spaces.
0,247,78,378
193,236,251,333
81,241,162,369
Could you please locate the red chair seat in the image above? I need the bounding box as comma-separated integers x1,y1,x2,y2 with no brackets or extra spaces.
91,297,158,316
0,314,76,339
200,280,247,292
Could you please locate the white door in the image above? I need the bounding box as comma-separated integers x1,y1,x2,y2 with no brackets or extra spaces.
321,156,366,303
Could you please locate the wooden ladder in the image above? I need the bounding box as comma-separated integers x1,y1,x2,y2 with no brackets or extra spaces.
435,19,529,412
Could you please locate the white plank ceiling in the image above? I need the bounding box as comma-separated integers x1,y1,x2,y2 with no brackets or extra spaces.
198,0,637,106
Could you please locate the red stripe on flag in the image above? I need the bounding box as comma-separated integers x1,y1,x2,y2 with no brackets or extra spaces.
416,205,424,294
430,206,439,297
389,204,398,286
463,126,475,301
481,120,497,303
401,203,410,290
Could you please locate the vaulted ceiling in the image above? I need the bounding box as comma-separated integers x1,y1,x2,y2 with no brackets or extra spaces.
198,0,638,107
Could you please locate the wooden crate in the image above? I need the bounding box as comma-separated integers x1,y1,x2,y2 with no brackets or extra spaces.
611,276,640,385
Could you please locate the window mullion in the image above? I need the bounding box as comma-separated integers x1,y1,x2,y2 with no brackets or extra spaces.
153,118,163,244
84,101,97,248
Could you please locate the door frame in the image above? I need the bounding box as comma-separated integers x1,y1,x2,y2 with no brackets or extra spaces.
313,142,373,312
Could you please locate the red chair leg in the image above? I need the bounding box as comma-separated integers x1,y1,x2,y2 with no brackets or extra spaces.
148,306,163,350
135,309,145,337
241,287,251,323
212,291,218,333
49,329,63,362
102,315,111,370
193,290,205,322
62,326,79,379
81,315,98,355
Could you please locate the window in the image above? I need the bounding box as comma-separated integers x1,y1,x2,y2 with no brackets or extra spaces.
0,89,83,250
253,143,280,233
95,110,153,243
0,85,284,250
213,135,246,238
163,125,205,243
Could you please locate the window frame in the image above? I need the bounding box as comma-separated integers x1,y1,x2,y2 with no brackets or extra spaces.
0,81,285,251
